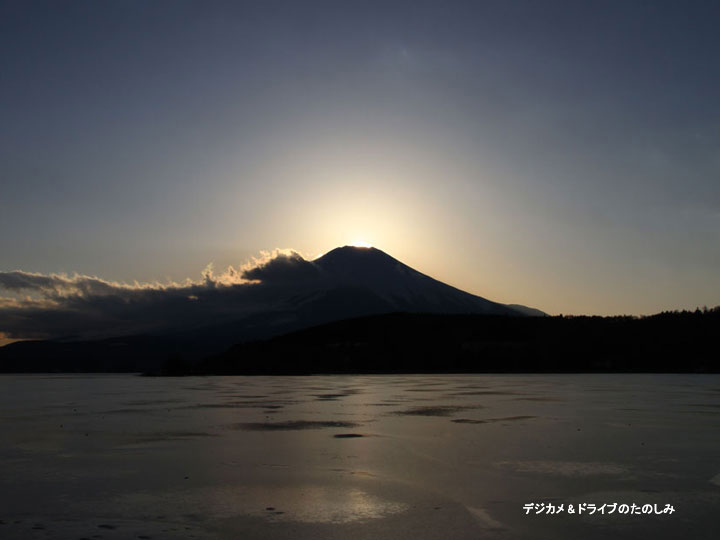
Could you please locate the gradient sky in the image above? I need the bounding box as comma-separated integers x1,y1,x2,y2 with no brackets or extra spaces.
2,0,720,320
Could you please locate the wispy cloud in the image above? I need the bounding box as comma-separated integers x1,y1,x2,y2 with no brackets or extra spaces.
0,250,322,342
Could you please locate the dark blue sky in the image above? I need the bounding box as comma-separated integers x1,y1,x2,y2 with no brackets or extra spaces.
2,0,720,317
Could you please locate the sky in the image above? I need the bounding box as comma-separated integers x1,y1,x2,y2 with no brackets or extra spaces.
2,0,720,338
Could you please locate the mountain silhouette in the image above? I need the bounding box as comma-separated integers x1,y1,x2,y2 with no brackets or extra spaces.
312,246,523,315
155,246,535,351
0,245,542,372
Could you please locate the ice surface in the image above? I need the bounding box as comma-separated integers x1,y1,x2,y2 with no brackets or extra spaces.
0,374,719,539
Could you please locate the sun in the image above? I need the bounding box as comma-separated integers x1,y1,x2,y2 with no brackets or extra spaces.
348,239,373,248
313,239,374,260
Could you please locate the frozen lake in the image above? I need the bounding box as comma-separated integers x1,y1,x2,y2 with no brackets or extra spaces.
1,374,719,539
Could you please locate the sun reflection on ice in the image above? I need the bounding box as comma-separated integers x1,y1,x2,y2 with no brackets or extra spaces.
260,485,408,524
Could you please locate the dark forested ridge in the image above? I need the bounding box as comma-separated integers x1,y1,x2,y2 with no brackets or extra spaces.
165,307,720,375
2,308,717,374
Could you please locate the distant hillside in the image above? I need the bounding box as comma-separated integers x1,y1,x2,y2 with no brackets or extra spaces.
0,334,186,373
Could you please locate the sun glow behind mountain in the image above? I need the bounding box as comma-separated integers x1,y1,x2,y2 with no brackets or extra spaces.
313,240,373,259
348,240,373,248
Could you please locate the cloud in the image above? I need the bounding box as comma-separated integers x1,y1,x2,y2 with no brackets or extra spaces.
241,250,322,284
0,270,163,298
0,249,325,342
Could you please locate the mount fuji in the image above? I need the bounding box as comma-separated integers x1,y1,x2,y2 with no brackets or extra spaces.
0,246,543,372
299,246,533,316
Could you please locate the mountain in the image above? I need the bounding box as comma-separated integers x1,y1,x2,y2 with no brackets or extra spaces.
313,247,523,315
160,246,539,345
0,246,543,372
506,304,548,317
